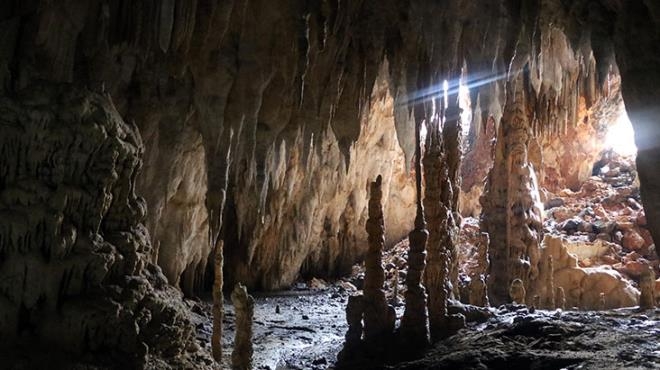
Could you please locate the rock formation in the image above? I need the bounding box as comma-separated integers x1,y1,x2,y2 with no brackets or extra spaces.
509,279,527,305
423,116,453,341
231,283,254,370
0,84,200,367
212,243,223,363
363,175,396,342
556,287,567,310
540,235,639,309
468,276,488,307
4,0,660,367
400,113,429,348
639,267,656,309
344,295,366,349
481,77,545,306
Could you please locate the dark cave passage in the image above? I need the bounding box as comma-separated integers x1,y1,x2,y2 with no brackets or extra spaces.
0,1,659,369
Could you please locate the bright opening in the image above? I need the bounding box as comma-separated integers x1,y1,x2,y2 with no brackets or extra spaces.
605,108,637,156
458,80,471,136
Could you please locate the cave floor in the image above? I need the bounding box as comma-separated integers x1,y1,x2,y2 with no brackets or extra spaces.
190,287,659,370
191,282,353,370
390,306,660,370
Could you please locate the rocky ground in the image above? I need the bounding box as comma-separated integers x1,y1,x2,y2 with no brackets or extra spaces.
190,282,352,370
391,306,660,370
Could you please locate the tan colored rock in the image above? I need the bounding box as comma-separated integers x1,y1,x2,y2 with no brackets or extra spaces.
636,210,647,226
623,230,645,251
509,279,526,304
231,283,254,370
614,260,647,279
639,267,656,309
468,276,488,307
481,78,544,306
542,235,639,309
556,287,566,309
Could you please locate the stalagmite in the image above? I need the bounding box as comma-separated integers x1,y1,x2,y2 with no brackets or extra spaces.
639,267,656,309
469,276,488,307
363,175,395,342
443,106,464,297
510,279,526,304
556,287,566,310
476,233,491,279
469,232,490,307
345,295,365,347
212,242,224,363
598,293,606,310
424,116,453,341
481,77,544,306
545,257,556,309
231,283,255,370
392,268,401,305
400,115,429,347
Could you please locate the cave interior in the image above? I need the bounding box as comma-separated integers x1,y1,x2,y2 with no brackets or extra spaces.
0,0,659,369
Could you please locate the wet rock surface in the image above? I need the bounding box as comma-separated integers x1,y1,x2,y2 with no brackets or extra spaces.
390,307,660,370
191,282,352,370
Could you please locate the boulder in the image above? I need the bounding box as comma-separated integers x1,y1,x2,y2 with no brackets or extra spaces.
622,230,645,251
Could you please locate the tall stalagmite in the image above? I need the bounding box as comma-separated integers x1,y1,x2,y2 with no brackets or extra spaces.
231,283,254,370
400,115,429,348
423,116,452,341
363,175,395,342
443,105,464,298
212,243,224,363
481,77,544,306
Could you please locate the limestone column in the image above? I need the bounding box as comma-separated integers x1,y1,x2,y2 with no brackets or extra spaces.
400,114,429,347
363,175,395,342
231,283,254,370
423,116,452,341
443,105,464,298
481,77,544,306
212,242,224,363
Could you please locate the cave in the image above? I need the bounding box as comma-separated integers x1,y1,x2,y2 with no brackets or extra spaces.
0,1,659,369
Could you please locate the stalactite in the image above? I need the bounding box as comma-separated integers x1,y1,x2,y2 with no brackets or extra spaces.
400,114,429,348
231,283,254,370
363,175,395,342
212,242,224,363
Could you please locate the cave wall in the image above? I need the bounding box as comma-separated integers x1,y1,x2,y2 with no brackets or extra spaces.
3,0,660,365
223,66,416,290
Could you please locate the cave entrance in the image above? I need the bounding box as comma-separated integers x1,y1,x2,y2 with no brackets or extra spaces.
604,107,637,157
